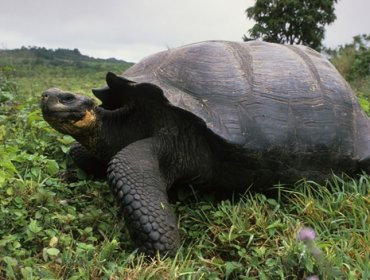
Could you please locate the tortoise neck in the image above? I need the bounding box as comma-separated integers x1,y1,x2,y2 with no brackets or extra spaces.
90,106,152,161
73,122,101,153
72,114,102,154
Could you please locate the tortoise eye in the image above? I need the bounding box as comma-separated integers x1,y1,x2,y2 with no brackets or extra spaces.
60,94,75,103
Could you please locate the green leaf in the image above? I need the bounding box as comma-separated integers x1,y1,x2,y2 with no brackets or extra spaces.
0,125,6,141
0,158,17,174
59,135,75,145
254,246,266,258
28,219,42,233
61,145,70,153
46,247,60,256
358,96,370,113
225,261,242,279
77,242,95,251
305,256,314,272
6,187,13,195
21,267,34,279
27,110,43,124
31,167,41,178
46,159,59,175
3,256,18,266
0,172,6,187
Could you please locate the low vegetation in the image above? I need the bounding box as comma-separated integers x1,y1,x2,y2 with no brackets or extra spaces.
0,45,369,279
327,34,370,114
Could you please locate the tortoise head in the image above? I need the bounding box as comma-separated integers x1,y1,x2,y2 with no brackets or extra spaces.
41,88,97,136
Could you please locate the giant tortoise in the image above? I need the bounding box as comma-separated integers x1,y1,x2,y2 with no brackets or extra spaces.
40,40,370,256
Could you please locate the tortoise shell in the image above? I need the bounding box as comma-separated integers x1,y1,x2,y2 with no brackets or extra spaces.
107,41,370,160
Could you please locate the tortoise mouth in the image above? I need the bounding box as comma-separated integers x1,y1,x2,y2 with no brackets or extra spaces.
44,109,81,114
42,109,87,121
43,109,97,135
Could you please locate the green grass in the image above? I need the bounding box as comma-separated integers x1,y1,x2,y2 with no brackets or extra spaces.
0,50,369,279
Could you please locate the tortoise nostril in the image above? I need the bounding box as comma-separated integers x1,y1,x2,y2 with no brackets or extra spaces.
42,92,49,100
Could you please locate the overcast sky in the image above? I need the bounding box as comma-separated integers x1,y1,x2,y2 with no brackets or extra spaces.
0,0,369,62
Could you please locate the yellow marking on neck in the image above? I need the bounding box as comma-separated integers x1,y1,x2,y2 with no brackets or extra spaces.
73,110,96,128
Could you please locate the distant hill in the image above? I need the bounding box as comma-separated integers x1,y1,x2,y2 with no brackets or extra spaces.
0,46,133,70
0,47,134,96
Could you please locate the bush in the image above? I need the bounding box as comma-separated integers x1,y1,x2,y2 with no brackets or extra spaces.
327,34,370,82
0,66,17,102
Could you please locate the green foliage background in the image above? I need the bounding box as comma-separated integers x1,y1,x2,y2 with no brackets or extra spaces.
0,45,369,279
327,34,370,114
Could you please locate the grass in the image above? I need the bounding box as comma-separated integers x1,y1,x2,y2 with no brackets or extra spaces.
0,49,369,279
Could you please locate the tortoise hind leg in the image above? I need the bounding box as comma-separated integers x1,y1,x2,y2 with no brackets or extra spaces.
69,142,107,178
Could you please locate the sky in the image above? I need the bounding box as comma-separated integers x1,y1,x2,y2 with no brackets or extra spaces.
0,0,369,62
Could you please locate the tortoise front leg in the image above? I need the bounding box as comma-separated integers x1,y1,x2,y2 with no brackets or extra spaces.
107,138,180,256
